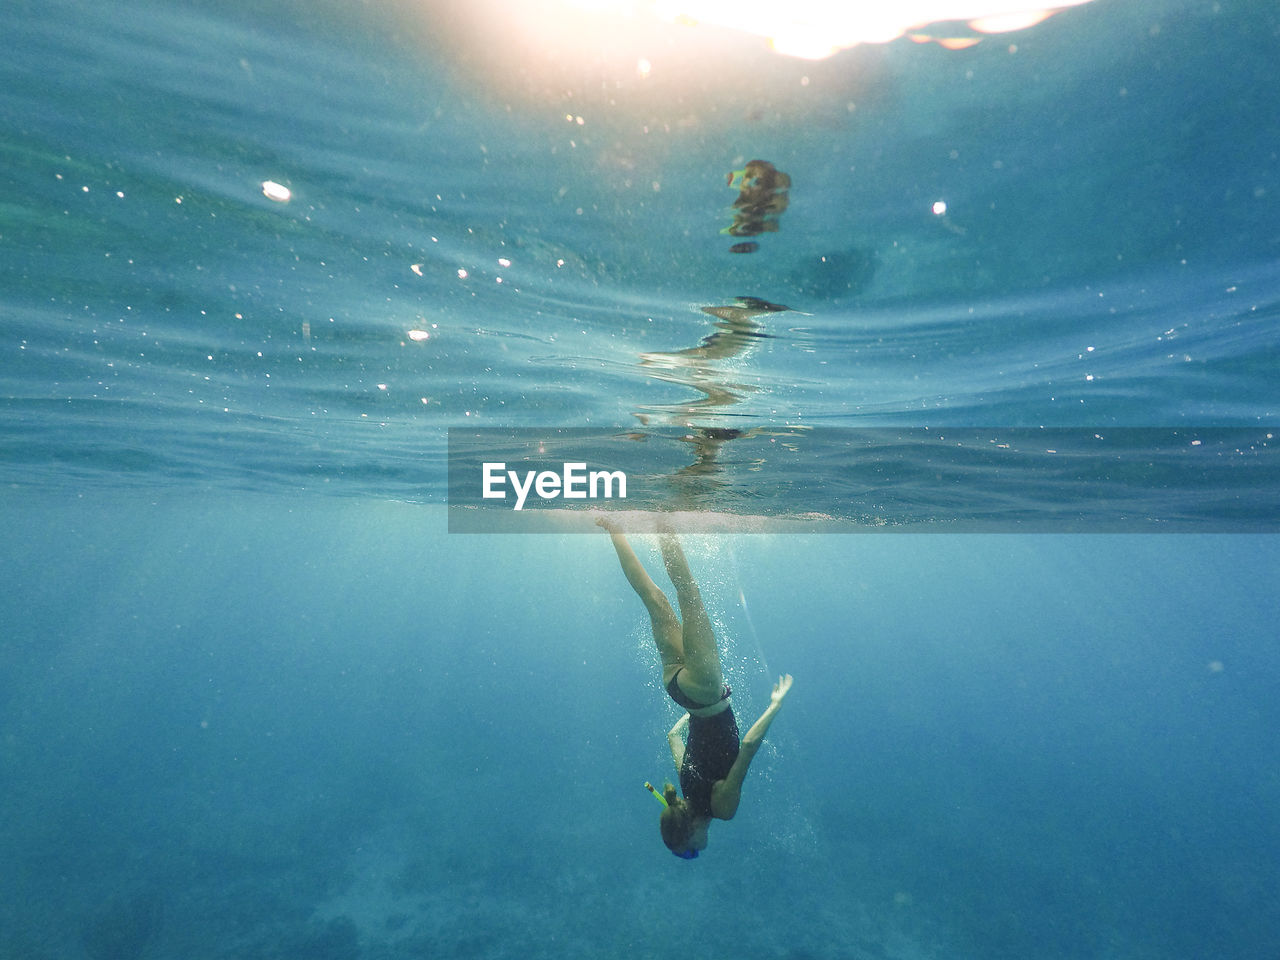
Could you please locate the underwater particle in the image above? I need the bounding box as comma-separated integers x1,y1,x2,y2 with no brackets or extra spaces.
932,200,948,215
261,180,291,202
456,268,468,279
411,263,424,276
787,248,877,301
729,242,760,254
407,329,430,341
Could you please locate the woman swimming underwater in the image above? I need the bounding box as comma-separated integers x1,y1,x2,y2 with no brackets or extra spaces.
599,519,793,858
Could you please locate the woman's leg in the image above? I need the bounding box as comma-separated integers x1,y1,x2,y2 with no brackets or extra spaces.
601,525,685,682
658,534,724,700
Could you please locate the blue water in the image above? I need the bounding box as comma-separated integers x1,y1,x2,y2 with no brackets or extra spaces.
3,0,1279,957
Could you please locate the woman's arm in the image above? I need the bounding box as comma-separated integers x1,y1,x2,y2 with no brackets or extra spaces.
710,674,793,820
668,712,689,770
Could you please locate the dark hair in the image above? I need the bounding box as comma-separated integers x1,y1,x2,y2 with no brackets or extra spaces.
658,783,695,852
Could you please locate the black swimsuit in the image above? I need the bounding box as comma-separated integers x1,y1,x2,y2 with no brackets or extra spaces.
667,671,740,818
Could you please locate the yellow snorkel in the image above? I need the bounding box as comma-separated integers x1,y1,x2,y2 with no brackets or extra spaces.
644,781,668,808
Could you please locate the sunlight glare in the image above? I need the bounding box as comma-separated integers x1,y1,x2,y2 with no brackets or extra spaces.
551,0,1097,59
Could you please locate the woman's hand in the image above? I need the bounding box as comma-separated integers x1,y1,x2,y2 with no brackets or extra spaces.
770,674,794,707
595,516,620,534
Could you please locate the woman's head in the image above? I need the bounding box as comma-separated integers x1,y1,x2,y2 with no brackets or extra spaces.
658,783,706,859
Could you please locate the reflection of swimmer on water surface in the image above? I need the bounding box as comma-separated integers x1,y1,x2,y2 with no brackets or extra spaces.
634,297,791,478
645,297,791,365
724,160,790,253
727,160,791,231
